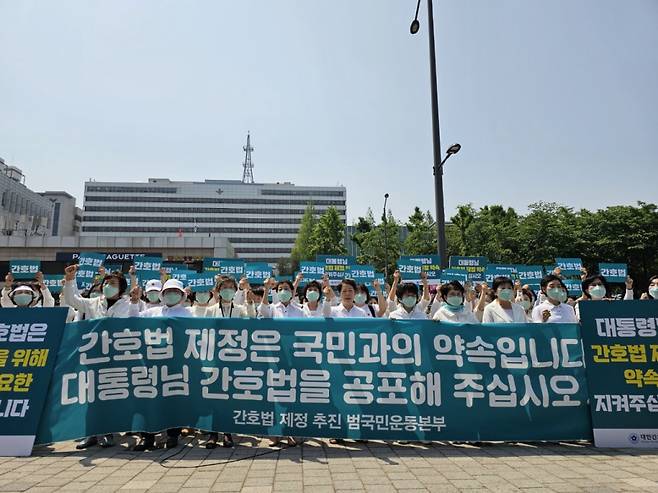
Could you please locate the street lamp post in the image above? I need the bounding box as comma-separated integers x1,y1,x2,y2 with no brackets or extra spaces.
383,193,390,281
410,0,450,268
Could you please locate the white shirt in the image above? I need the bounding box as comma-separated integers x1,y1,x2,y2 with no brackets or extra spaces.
433,305,479,323
389,304,428,320
140,304,194,317
532,300,577,323
259,301,306,318
482,300,527,323
322,302,369,318
203,301,255,318
302,302,324,318
63,280,140,319
1,287,55,308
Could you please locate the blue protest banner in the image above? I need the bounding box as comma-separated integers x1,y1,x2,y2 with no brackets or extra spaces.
598,263,628,283
316,255,355,285
449,256,489,282
484,264,516,284
440,269,468,284
555,258,583,276
244,263,272,284
76,253,105,290
203,258,245,278
169,269,198,282
0,308,67,456
563,279,583,296
300,261,326,280
35,318,591,445
400,256,441,283
42,275,63,294
515,265,545,283
9,260,41,280
348,265,377,284
133,256,163,273
186,273,217,292
161,262,187,274
579,300,658,448
396,258,424,282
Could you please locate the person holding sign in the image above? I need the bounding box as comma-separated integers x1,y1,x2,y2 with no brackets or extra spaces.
531,274,577,323
433,281,479,323
292,274,325,317
321,278,371,317
389,278,430,320
482,276,527,323
204,277,255,318
355,281,388,318
63,265,141,319
259,278,305,318
1,272,54,308
387,270,430,315
63,265,142,449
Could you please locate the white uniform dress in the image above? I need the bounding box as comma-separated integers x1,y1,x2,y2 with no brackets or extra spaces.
482,300,527,323
322,302,369,318
259,301,305,318
433,305,479,323
203,301,255,318
140,304,193,317
389,303,428,320
531,301,577,323
63,280,140,319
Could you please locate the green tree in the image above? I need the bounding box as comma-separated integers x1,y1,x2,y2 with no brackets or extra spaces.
290,202,317,271
351,209,375,251
309,207,347,257
403,207,436,255
357,210,401,281
450,204,475,255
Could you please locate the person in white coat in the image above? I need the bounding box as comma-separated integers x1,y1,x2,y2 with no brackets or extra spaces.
140,278,193,317
133,278,192,451
63,265,142,320
532,274,577,323
203,277,255,318
2,272,55,308
482,276,527,323
433,281,479,323
389,280,429,320
259,278,305,318
322,278,369,318
62,264,142,450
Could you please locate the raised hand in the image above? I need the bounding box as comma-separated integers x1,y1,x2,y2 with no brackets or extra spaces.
64,264,78,282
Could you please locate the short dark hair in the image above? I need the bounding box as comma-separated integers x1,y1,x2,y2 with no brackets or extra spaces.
521,287,536,303
492,276,513,293
356,283,370,295
339,278,357,293
440,280,464,299
582,275,609,299
397,282,419,299
540,274,567,292
251,287,264,297
303,280,322,299
649,275,658,284
103,271,128,296
276,280,294,291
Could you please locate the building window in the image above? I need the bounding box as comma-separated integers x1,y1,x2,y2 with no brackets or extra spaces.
52,202,60,236
84,195,346,206
260,189,345,197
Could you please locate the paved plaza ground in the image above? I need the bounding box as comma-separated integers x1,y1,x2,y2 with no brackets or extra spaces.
0,437,656,492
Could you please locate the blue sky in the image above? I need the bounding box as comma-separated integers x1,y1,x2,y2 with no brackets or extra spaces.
1,0,656,224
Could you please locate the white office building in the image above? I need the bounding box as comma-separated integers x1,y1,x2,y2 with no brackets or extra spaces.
81,178,347,262
0,158,53,237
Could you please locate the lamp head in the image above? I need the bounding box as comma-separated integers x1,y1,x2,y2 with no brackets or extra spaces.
410,19,420,35
447,143,462,155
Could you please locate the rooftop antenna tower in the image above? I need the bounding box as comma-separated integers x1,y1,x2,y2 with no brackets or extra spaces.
241,132,255,183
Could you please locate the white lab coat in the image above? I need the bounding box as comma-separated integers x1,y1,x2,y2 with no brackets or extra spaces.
63,280,140,319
